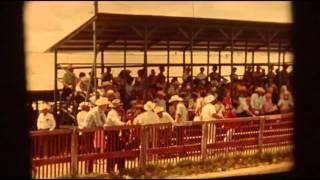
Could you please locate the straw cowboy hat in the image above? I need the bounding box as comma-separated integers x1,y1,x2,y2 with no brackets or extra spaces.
39,103,50,111
101,81,113,87
169,95,183,103
154,106,165,113
255,87,266,94
173,81,181,86
78,101,90,110
109,99,122,108
204,95,216,104
95,97,110,106
143,101,156,111
157,90,166,97
106,89,115,96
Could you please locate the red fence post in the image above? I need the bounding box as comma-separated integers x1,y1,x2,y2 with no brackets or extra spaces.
71,128,79,178
258,116,265,154
139,126,147,169
201,122,208,161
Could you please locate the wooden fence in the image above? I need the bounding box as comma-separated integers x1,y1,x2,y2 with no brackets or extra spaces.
30,113,294,178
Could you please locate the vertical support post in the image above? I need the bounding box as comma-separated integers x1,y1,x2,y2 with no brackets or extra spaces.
144,26,148,74
124,39,127,71
282,50,286,66
244,40,248,70
166,40,170,105
218,50,221,74
230,29,234,102
190,27,194,78
207,41,210,75
267,31,271,72
278,41,282,70
258,117,265,154
71,128,79,178
101,49,104,75
201,122,208,161
54,50,58,127
252,51,255,68
139,126,147,169
183,50,186,70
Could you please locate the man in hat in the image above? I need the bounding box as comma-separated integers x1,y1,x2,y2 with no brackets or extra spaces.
169,95,188,123
104,99,126,173
154,90,167,110
250,87,266,115
196,67,207,82
154,106,174,124
77,101,90,129
168,79,181,97
37,103,56,131
62,64,78,100
106,89,117,102
133,101,160,125
234,86,256,117
85,97,109,128
200,95,221,121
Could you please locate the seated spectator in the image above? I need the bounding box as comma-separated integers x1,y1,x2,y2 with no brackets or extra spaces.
250,87,266,115
154,106,174,124
37,103,56,131
101,66,113,83
263,93,279,115
278,90,294,113
233,86,256,117
154,90,167,110
168,79,181,96
77,102,90,129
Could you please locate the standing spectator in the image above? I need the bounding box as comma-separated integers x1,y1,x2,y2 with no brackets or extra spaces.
279,64,290,87
168,79,181,97
37,103,56,131
250,87,266,115
156,65,166,85
201,95,221,121
267,65,276,82
76,102,90,129
62,64,77,101
196,67,207,84
169,95,189,123
133,101,160,125
154,90,167,111
101,66,113,83
243,66,253,86
231,67,239,82
183,66,192,82
148,69,157,85
208,65,226,86
154,106,174,124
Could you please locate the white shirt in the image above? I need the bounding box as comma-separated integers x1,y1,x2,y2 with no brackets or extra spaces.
105,109,125,126
235,97,250,114
195,97,204,114
278,98,293,113
250,93,264,110
175,102,188,123
196,73,207,80
215,103,225,118
37,113,56,131
77,111,88,129
158,112,174,123
201,103,217,121
85,106,107,128
133,110,160,125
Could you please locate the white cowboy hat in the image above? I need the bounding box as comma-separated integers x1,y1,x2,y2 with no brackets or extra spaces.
39,103,50,111
101,81,113,87
109,99,121,108
143,101,156,111
78,101,90,110
255,87,266,94
106,89,115,96
154,106,165,113
204,95,216,104
157,90,166,97
95,97,110,106
169,95,183,103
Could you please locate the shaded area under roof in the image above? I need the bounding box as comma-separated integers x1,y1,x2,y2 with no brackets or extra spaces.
46,13,292,53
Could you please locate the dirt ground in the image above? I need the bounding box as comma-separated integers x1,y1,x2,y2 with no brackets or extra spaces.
169,161,294,179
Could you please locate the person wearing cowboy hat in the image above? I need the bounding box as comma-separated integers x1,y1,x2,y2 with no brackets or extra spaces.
133,101,160,125
85,97,110,128
106,89,116,102
154,90,167,110
37,103,56,131
76,101,91,129
250,87,266,115
104,99,125,127
200,94,221,121
169,95,188,123
154,106,174,124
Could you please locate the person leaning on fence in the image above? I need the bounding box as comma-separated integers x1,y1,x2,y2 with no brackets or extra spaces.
36,103,56,158
133,101,160,125
77,101,90,129
86,97,109,153
200,94,221,121
233,86,256,117
103,99,127,173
